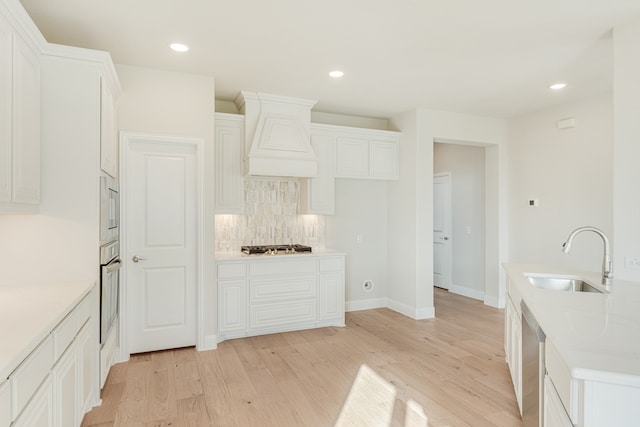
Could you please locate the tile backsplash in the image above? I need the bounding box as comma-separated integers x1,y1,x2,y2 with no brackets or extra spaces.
215,177,325,252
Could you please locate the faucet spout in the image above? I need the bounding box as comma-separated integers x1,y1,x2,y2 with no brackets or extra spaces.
562,226,613,286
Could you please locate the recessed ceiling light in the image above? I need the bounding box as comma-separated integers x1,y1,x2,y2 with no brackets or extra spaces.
550,83,566,90
170,43,189,53
329,70,344,78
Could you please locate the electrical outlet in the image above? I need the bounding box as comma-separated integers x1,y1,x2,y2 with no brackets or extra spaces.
625,257,640,269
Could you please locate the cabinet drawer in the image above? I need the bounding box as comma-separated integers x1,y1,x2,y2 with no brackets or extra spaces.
249,259,317,276
77,293,93,327
218,262,247,279
53,308,79,361
319,257,344,272
10,334,54,420
250,300,317,330
0,379,10,427
250,276,317,303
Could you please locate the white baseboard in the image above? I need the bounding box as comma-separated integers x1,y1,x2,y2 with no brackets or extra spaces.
484,295,505,309
346,298,388,312
449,284,485,301
387,298,435,320
198,334,218,351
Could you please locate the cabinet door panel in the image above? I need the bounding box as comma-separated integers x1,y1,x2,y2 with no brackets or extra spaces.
370,140,398,179
250,275,316,304
300,134,335,214
0,379,11,427
215,116,244,213
250,300,317,330
77,321,95,415
11,35,40,204
13,377,53,427
219,279,247,333
335,137,369,178
100,80,118,178
53,346,78,427
319,273,344,321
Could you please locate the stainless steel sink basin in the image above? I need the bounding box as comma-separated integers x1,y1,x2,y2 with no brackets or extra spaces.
524,274,605,293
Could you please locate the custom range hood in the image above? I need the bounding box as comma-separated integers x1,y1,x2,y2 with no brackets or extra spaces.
234,91,318,177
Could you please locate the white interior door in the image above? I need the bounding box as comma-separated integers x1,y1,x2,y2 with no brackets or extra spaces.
125,135,198,354
433,173,452,289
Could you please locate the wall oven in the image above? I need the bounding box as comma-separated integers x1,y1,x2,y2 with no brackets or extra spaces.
100,175,119,245
100,240,121,344
100,175,121,345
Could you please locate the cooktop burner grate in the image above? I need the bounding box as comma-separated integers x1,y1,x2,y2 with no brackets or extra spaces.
241,244,313,255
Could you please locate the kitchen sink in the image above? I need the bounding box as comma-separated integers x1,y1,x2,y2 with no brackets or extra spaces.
524,274,605,293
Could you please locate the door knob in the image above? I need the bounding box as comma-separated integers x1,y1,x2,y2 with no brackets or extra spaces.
442,237,449,240
132,255,147,263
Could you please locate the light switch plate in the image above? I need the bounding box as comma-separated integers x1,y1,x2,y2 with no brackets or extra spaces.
624,257,640,269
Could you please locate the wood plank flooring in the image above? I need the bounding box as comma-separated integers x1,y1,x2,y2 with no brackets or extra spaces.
82,288,522,426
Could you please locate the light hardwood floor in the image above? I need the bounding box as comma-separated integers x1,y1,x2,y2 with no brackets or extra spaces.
82,288,522,427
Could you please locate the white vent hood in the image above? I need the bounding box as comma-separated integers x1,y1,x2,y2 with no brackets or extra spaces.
234,91,318,177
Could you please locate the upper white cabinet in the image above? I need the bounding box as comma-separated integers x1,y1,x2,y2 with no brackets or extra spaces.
333,126,400,180
0,8,41,213
300,123,401,215
100,79,118,178
299,129,336,215
215,113,245,214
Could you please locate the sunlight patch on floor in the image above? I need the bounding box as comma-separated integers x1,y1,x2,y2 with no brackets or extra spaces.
335,365,428,427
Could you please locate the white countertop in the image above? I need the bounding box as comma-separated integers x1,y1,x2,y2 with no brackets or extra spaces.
503,263,640,387
0,281,95,381
215,248,346,261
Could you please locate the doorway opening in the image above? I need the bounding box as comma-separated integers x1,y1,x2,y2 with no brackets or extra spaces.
433,142,487,302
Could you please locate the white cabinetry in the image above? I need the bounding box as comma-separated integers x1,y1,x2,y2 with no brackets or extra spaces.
504,289,522,414
333,126,400,180
0,8,41,213
12,377,53,427
217,254,345,342
8,288,98,427
215,113,245,213
544,375,572,427
0,379,11,427
217,262,247,334
100,79,118,178
300,128,336,215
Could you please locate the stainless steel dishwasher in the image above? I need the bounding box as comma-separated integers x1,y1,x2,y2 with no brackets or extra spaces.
521,301,546,427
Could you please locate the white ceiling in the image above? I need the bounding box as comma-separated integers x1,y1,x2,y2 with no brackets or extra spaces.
18,0,640,119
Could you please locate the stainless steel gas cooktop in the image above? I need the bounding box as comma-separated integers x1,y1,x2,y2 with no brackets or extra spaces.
241,244,312,255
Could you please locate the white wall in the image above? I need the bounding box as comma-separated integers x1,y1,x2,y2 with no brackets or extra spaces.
388,109,508,317
115,65,217,346
613,18,640,281
325,179,389,310
434,143,486,299
507,93,613,271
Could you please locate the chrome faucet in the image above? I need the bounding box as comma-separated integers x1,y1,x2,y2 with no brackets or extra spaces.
562,226,613,286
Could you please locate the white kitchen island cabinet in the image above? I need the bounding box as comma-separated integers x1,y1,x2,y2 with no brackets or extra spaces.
0,2,42,213
216,252,346,342
503,263,640,427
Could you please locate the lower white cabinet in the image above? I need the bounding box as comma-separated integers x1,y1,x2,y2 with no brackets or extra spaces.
504,292,522,414
217,254,345,342
12,378,53,427
53,345,77,427
0,380,11,427
8,288,97,427
544,375,572,427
